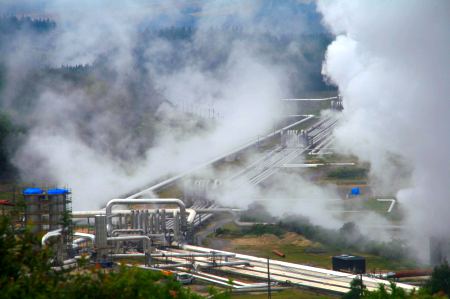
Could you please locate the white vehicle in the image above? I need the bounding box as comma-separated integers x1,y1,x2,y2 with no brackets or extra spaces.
176,273,195,285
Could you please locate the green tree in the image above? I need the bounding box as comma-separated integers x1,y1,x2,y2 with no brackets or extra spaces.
342,277,365,299
424,261,450,296
0,216,228,299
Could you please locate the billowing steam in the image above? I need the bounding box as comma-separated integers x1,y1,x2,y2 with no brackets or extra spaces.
0,1,326,209
317,0,450,259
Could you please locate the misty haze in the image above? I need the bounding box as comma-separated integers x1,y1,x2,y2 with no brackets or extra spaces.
0,1,449,298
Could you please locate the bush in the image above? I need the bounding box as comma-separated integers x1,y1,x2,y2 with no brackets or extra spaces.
0,216,226,299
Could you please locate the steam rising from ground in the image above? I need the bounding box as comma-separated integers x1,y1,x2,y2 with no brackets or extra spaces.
1,1,324,209
318,1,450,259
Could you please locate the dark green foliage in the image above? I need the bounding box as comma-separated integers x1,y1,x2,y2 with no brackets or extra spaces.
327,167,368,180
275,217,411,262
342,277,365,299
242,223,286,237
0,216,226,299
0,16,56,35
342,264,450,299
239,202,276,223
424,261,450,296
0,113,20,179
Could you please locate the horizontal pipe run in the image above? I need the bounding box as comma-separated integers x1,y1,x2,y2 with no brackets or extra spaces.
181,245,416,292
73,208,196,219
153,263,192,269
204,261,250,268
112,229,144,236
74,232,95,242
110,254,145,258
195,208,242,214
151,252,235,258
126,115,314,198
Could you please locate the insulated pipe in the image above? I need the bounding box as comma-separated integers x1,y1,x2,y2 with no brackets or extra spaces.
73,208,195,219
71,232,95,249
41,229,62,246
112,229,144,236
110,253,145,258
195,208,241,214
151,252,235,258
111,229,165,242
74,232,95,242
153,263,192,269
186,209,197,223
105,199,187,232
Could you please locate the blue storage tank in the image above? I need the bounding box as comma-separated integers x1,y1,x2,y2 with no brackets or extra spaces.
350,187,360,196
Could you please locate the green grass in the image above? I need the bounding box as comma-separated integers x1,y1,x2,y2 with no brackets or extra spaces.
232,242,415,271
231,288,334,299
156,184,184,198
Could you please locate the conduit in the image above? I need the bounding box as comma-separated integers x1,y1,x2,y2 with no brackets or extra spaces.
105,198,187,232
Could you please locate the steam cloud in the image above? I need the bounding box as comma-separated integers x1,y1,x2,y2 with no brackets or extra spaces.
317,0,450,259
0,1,326,210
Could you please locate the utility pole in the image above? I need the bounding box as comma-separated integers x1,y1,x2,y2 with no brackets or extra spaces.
359,273,364,297
267,257,272,299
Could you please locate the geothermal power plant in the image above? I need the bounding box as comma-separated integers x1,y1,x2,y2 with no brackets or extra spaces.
3,96,428,295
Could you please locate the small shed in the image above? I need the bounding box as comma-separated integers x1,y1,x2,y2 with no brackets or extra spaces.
332,254,366,274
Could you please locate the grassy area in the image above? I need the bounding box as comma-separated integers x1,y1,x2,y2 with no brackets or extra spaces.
211,223,416,272
232,239,415,272
326,167,368,180
231,288,334,299
156,183,184,198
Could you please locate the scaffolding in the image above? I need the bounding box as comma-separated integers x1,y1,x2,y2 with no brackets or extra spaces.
23,186,73,263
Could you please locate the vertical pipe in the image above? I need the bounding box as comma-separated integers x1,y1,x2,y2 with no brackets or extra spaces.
152,213,156,234
130,210,135,229
161,210,166,235
95,215,107,261
143,210,148,234
155,209,160,234
139,210,145,229
174,211,180,242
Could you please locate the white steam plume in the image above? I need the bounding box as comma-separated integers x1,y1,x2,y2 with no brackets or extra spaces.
317,0,450,259
2,1,320,210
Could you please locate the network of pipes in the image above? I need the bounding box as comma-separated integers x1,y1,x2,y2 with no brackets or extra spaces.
1,1,449,298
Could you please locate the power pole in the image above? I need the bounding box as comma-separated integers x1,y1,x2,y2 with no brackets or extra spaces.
359,273,364,297
267,257,272,299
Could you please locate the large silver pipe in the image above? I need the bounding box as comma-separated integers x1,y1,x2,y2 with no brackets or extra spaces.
74,232,95,242
195,208,241,214
151,252,235,258
110,253,145,258
112,229,144,236
105,199,187,232
41,229,62,246
153,263,192,269
73,208,196,221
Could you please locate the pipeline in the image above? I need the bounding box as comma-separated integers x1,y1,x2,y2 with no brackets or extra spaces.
41,229,62,246
105,198,187,232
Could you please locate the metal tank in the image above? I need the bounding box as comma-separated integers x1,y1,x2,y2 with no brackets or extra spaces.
23,188,46,234
47,188,70,230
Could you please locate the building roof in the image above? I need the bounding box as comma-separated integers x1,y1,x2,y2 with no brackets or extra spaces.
23,188,44,195
47,188,70,195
